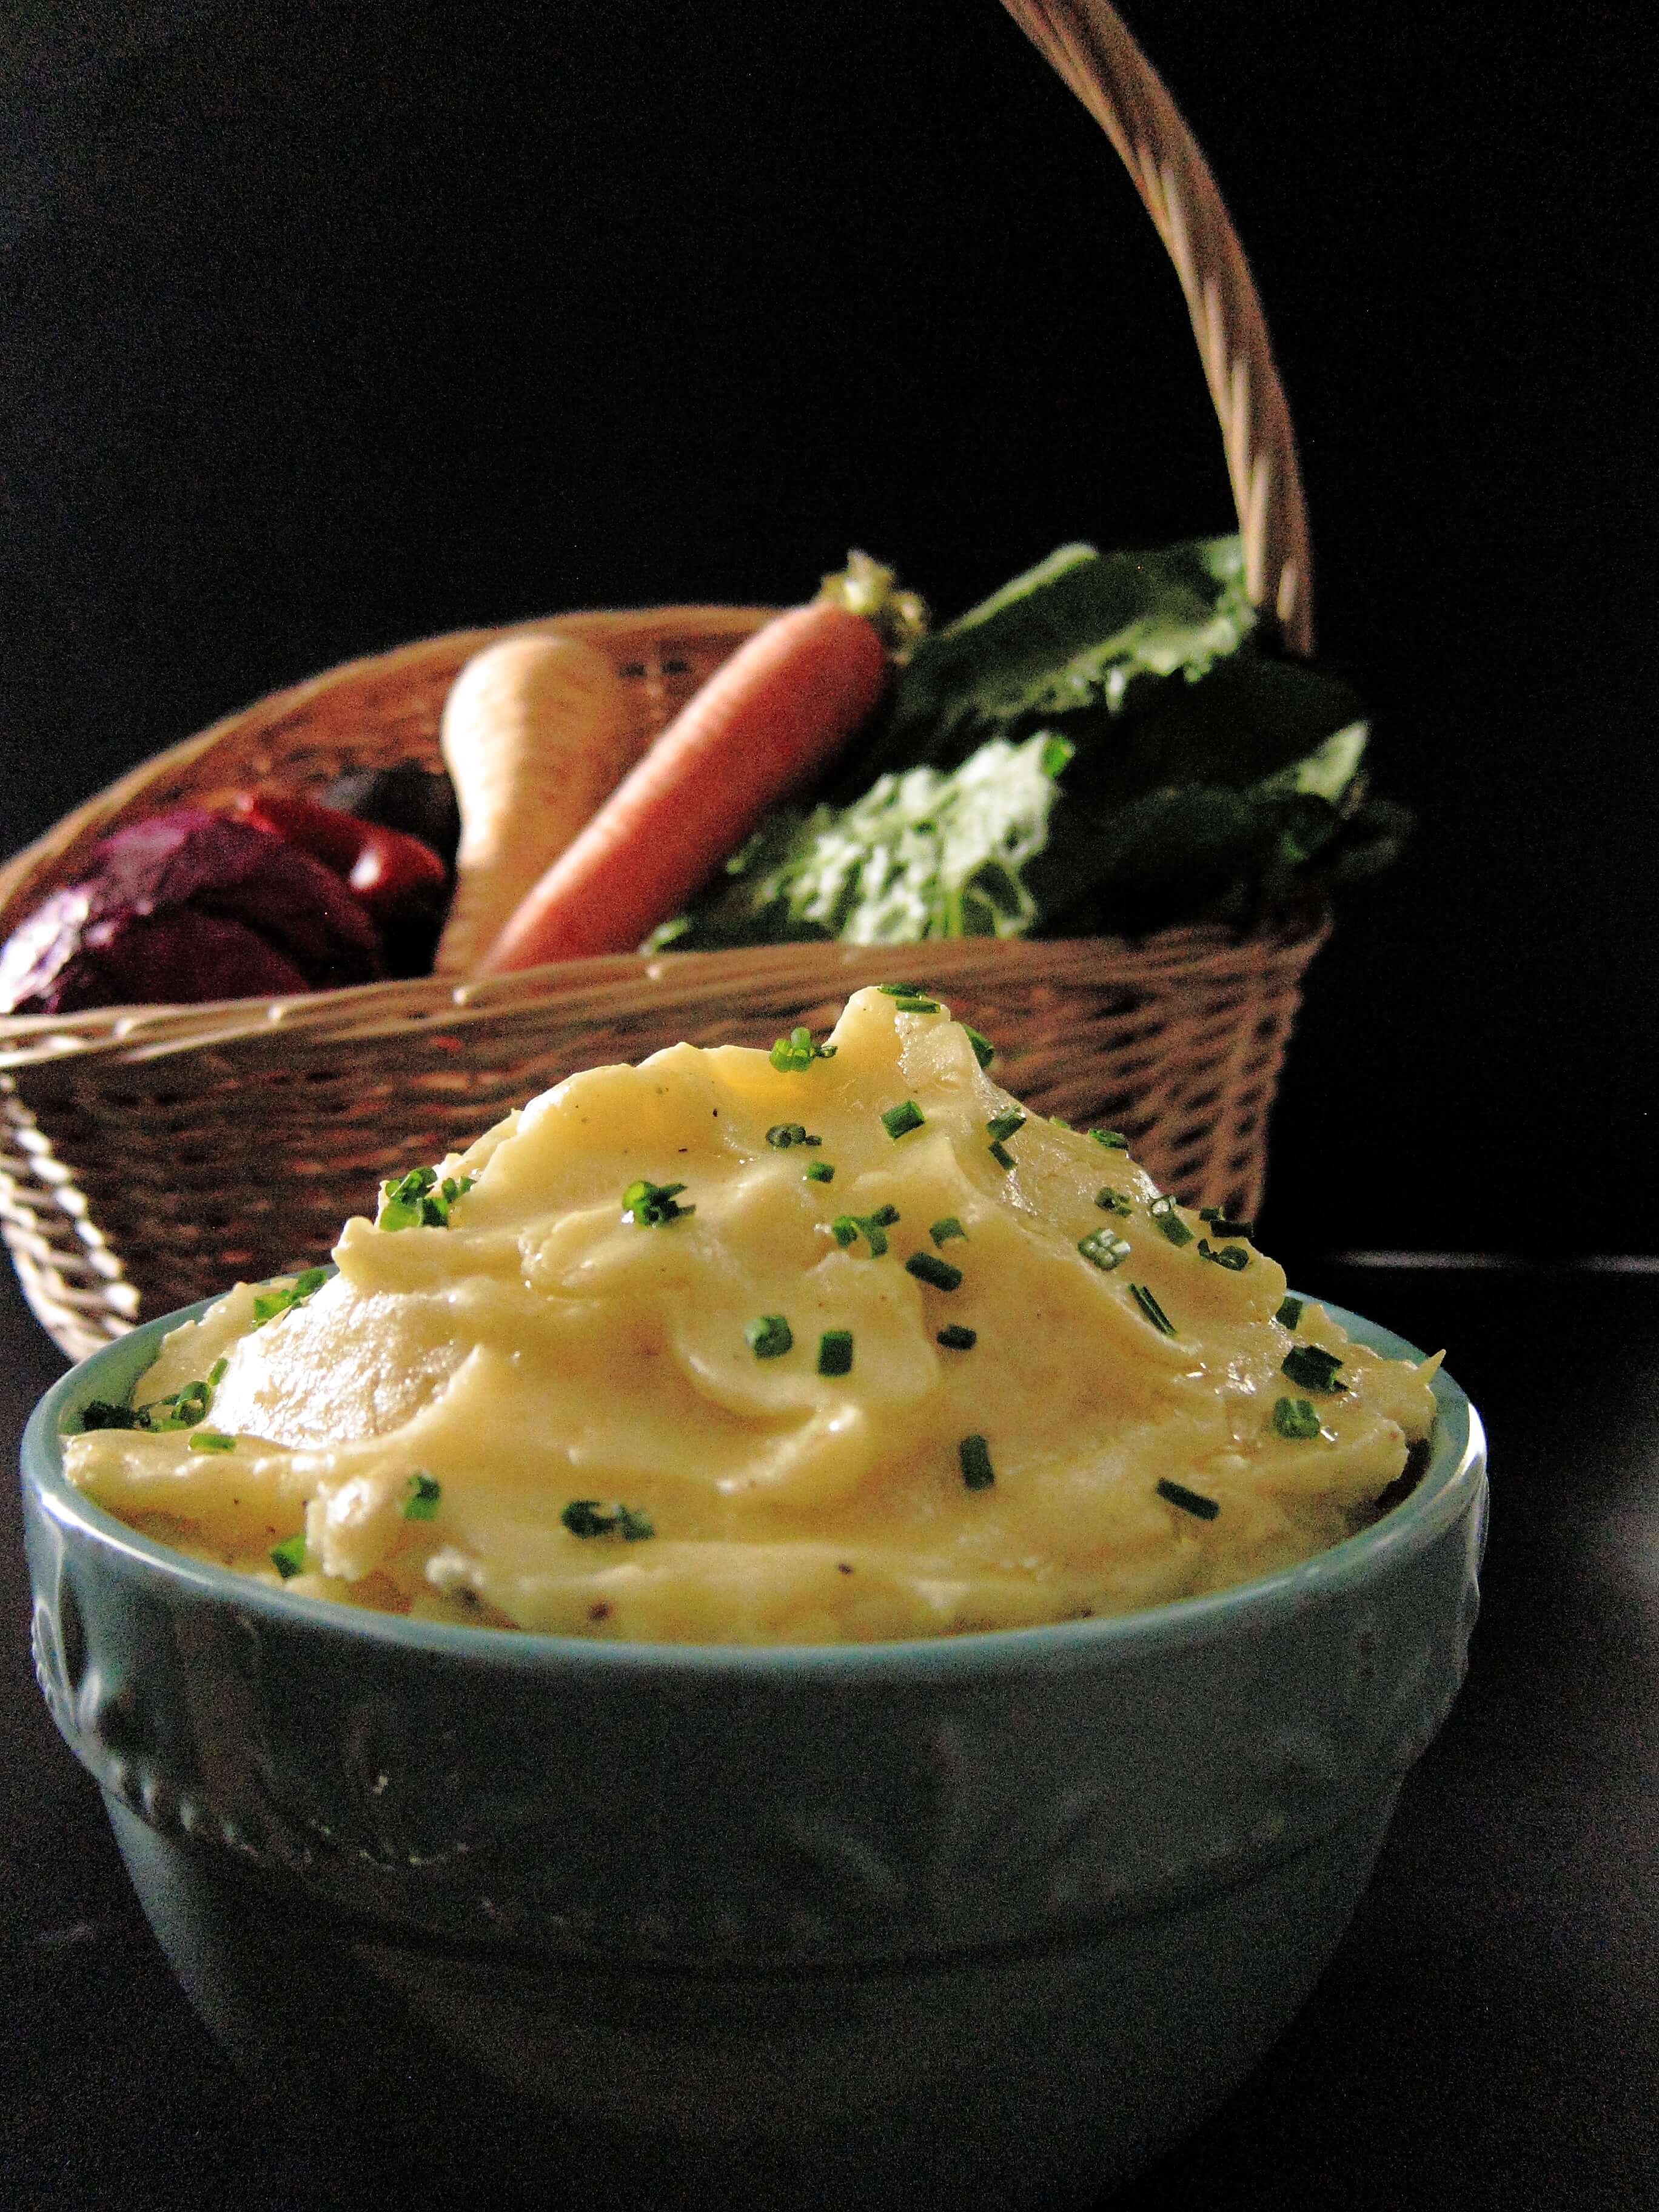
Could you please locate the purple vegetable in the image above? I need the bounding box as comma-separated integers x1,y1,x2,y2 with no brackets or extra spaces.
0,808,384,1015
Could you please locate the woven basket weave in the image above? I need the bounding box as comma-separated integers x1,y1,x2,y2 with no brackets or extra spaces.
0,1,1328,1362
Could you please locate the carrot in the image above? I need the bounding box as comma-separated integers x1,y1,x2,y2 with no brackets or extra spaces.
479,601,889,970
433,631,639,974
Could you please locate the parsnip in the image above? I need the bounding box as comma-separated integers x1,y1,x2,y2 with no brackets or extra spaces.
433,631,638,974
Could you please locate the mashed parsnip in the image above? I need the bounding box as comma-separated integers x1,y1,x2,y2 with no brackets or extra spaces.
64,988,1438,1641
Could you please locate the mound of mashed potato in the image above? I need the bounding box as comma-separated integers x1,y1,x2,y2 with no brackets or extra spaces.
64,987,1438,1642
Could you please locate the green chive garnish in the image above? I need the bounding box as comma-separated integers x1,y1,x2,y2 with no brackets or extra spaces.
930,1216,967,1246
1197,1238,1250,1271
805,1159,836,1183
892,995,940,1013
1149,1195,1194,1247
905,1251,962,1292
766,1122,820,1148
882,1100,925,1140
1272,1396,1323,1440
936,1324,977,1351
270,1533,307,1578
1276,1295,1304,1330
561,1500,654,1540
877,982,928,997
251,1265,330,1326
187,1430,235,1453
833,1210,897,1256
1094,1187,1131,1217
985,1110,1025,1143
622,1178,694,1227
745,1314,794,1359
1199,1207,1256,1241
1156,1476,1219,1521
959,1435,995,1490
207,1358,228,1388
770,1027,836,1071
377,1168,474,1232
817,1329,854,1377
962,1026,996,1070
1282,1344,1344,1393
403,1471,442,1520
1078,1229,1130,1271
1090,1130,1128,1150
1129,1283,1176,1335
988,1140,1015,1171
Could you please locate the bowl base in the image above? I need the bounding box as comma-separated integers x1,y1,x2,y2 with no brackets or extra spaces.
104,1786,1401,2211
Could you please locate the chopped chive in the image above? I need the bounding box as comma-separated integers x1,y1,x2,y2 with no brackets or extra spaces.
988,1139,1015,1171
187,1430,236,1453
962,1026,996,1070
817,1329,854,1377
377,1167,474,1231
958,1434,995,1490
936,1324,977,1351
1276,1295,1304,1330
882,1099,926,1140
1282,1344,1345,1393
251,1265,330,1326
1050,1114,1072,1128
877,982,928,997
745,1313,794,1359
1040,732,1076,778
766,1122,816,1148
207,1358,228,1389
833,1210,897,1256
1128,1283,1176,1335
561,1499,654,1540
1197,1237,1250,1271
77,1399,146,1432
891,995,940,1014
1199,1207,1256,1241
1078,1229,1131,1272
403,1471,442,1521
905,1250,963,1292
985,1110,1026,1143
270,1533,307,1578
805,1159,836,1183
1149,1195,1195,1247
1272,1396,1324,1440
1156,1476,1219,1521
1090,1129,1128,1150
930,1216,967,1246
769,1027,836,1071
1094,1187,1131,1217
622,1178,694,1227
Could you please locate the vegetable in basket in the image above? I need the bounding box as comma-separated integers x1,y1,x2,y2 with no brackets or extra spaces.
644,538,1409,952
0,808,384,1016
481,595,897,970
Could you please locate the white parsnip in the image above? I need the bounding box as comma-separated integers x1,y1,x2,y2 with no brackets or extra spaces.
433,632,639,974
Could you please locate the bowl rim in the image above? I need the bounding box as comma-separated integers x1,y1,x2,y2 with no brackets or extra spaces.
23,1293,1486,1680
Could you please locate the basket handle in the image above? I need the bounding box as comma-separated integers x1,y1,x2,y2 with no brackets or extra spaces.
999,0,1314,652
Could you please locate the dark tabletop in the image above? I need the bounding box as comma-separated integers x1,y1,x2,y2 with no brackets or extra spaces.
3,1254,1655,2211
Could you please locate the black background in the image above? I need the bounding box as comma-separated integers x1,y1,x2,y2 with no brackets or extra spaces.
1,1,1652,1263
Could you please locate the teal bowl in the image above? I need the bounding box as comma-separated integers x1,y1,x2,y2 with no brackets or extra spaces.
21,1298,1486,2211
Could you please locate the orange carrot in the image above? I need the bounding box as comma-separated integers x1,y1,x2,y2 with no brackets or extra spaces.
480,601,888,970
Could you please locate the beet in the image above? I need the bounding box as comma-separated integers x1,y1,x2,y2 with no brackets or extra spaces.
0,808,384,1015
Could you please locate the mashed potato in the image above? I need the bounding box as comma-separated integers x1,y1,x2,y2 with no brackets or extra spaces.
64,987,1437,1641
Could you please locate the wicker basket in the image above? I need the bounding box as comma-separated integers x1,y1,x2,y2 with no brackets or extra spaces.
0,0,1329,1362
